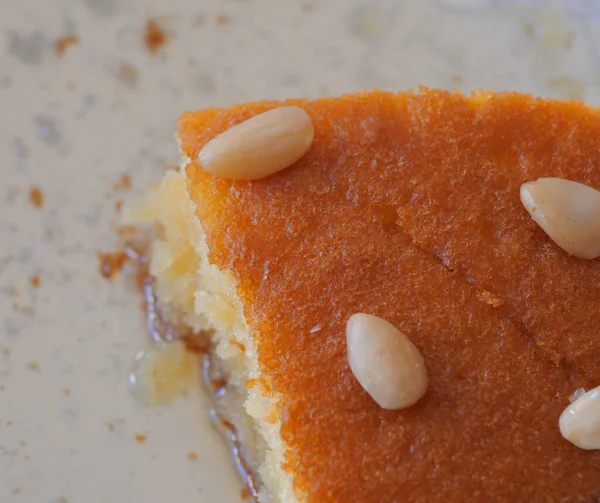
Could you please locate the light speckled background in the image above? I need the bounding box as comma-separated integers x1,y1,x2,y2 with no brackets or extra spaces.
2,0,600,501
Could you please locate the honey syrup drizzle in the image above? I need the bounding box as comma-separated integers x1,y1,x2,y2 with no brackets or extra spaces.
203,355,260,501
120,241,260,501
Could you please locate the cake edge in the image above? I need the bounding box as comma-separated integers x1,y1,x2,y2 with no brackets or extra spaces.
125,166,301,503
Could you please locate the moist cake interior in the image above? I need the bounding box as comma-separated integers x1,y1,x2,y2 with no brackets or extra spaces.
129,89,600,503
128,170,293,502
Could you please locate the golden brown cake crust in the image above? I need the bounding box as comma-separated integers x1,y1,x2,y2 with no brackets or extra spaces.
179,90,600,502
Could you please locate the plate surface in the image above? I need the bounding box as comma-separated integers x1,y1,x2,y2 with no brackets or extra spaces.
2,0,600,501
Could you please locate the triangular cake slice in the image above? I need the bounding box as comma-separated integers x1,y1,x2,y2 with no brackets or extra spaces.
133,89,600,502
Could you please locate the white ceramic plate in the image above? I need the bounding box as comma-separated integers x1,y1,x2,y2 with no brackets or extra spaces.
2,0,600,501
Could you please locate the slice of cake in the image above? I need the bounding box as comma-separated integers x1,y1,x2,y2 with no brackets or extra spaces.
130,89,600,502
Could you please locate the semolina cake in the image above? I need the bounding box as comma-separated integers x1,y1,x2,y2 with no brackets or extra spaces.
131,89,600,502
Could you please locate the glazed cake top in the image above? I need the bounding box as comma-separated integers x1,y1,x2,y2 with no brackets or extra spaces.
179,89,600,502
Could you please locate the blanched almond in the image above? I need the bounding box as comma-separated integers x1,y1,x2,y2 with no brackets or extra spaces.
520,177,600,259
197,106,314,180
346,313,428,410
559,386,600,450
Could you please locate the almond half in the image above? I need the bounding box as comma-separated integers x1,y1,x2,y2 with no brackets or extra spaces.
520,177,600,259
197,106,314,181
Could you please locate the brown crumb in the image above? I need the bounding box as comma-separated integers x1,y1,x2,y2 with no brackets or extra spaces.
216,13,230,25
229,339,246,353
63,388,70,396
302,2,314,11
29,276,40,288
477,290,505,308
452,74,464,87
56,35,79,56
66,81,76,91
523,23,534,38
98,251,127,279
181,335,209,355
0,385,5,392
114,200,123,212
1,348,9,356
27,362,41,372
144,20,167,54
29,187,44,208
114,174,132,191
6,285,18,297
6,420,12,426
187,451,198,461
108,423,115,432
135,433,147,443
241,487,251,500
14,488,21,495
